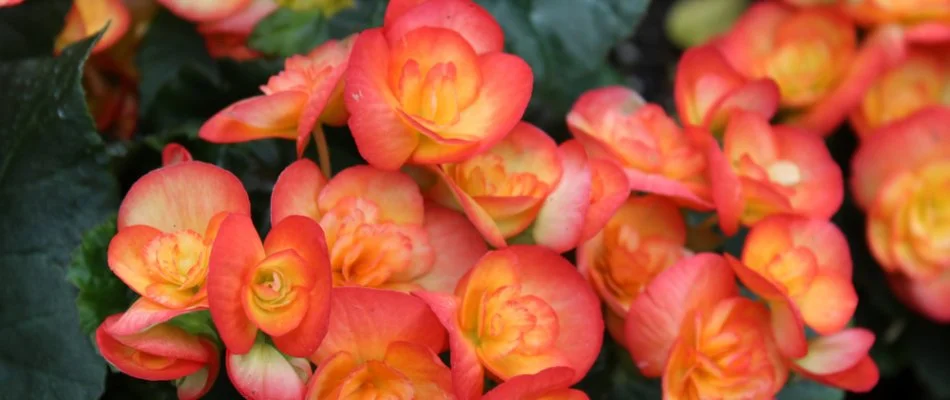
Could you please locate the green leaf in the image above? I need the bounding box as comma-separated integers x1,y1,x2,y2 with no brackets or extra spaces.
476,0,650,131
249,7,329,57
0,33,119,399
776,377,845,400
137,9,224,129
0,0,71,60
168,311,219,343
326,0,387,39
67,215,135,338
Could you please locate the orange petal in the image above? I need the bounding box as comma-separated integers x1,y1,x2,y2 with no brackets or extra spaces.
243,251,313,337
624,253,737,377
772,125,844,218
482,366,577,399
851,106,950,209
199,92,308,144
794,329,879,392
312,287,446,363
533,140,592,253
57,0,131,54
693,128,743,236
412,203,488,293
107,225,163,297
263,216,332,357
118,161,251,233
157,0,251,22
207,214,265,354
382,341,454,398
305,351,359,400
769,298,809,359
96,314,207,381
384,0,505,54
414,290,484,400
107,297,198,336
196,0,278,35
162,143,193,166
797,275,858,334
431,166,508,248
227,342,311,400
580,156,631,242
789,26,906,136
345,28,418,170
271,159,327,225
318,165,425,225
408,52,533,164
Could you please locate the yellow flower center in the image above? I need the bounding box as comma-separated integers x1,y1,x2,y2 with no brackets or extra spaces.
595,225,685,310
476,284,559,358
450,154,550,200
144,230,207,292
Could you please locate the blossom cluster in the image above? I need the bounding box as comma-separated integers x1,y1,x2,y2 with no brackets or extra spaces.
39,0,950,398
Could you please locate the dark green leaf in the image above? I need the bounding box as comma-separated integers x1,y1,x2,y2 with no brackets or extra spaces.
101,374,177,400
0,33,119,399
476,0,650,132
326,0,387,39
137,10,223,128
168,311,219,343
67,215,134,338
902,319,950,398
0,0,70,60
777,378,845,400
249,7,329,57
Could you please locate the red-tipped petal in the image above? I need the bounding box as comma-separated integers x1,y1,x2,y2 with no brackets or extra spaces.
227,342,310,400
382,341,454,398
384,0,504,54
533,140,592,253
162,143,193,166
207,214,264,354
414,290,484,400
199,92,308,144
412,204,488,293
345,28,418,170
96,315,207,381
271,159,327,225
624,253,738,377
106,298,197,336
580,157,631,242
107,225,162,297
68,0,132,54
794,329,878,392
118,161,250,232
769,299,809,359
430,166,508,248
157,0,251,22
312,287,446,363
318,165,425,225
482,367,581,400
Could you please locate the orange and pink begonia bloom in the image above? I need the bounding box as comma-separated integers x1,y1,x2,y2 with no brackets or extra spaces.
306,287,451,399
344,0,533,170
852,107,950,321
106,161,251,335
577,195,690,343
200,35,355,156
421,122,626,251
567,87,715,209
271,160,487,292
717,2,906,135
207,213,332,357
713,111,843,232
481,367,589,400
674,44,780,134
96,313,219,400
624,254,787,400
851,46,950,138
792,328,880,393
227,341,313,400
416,246,603,400
197,0,279,60
726,214,857,358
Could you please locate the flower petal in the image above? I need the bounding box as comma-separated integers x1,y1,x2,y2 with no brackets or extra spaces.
345,28,418,170
384,0,505,54
430,166,508,248
96,314,207,381
207,213,265,355
157,0,251,22
108,225,162,297
796,328,875,375
414,291,484,400
412,203,488,293
312,287,446,363
176,339,220,400
318,165,425,225
580,157,631,242
107,297,198,336
533,140,592,253
162,143,193,166
624,253,737,377
199,92,308,144
482,366,580,400
118,161,251,233
383,341,454,398
227,342,310,400
271,159,328,225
